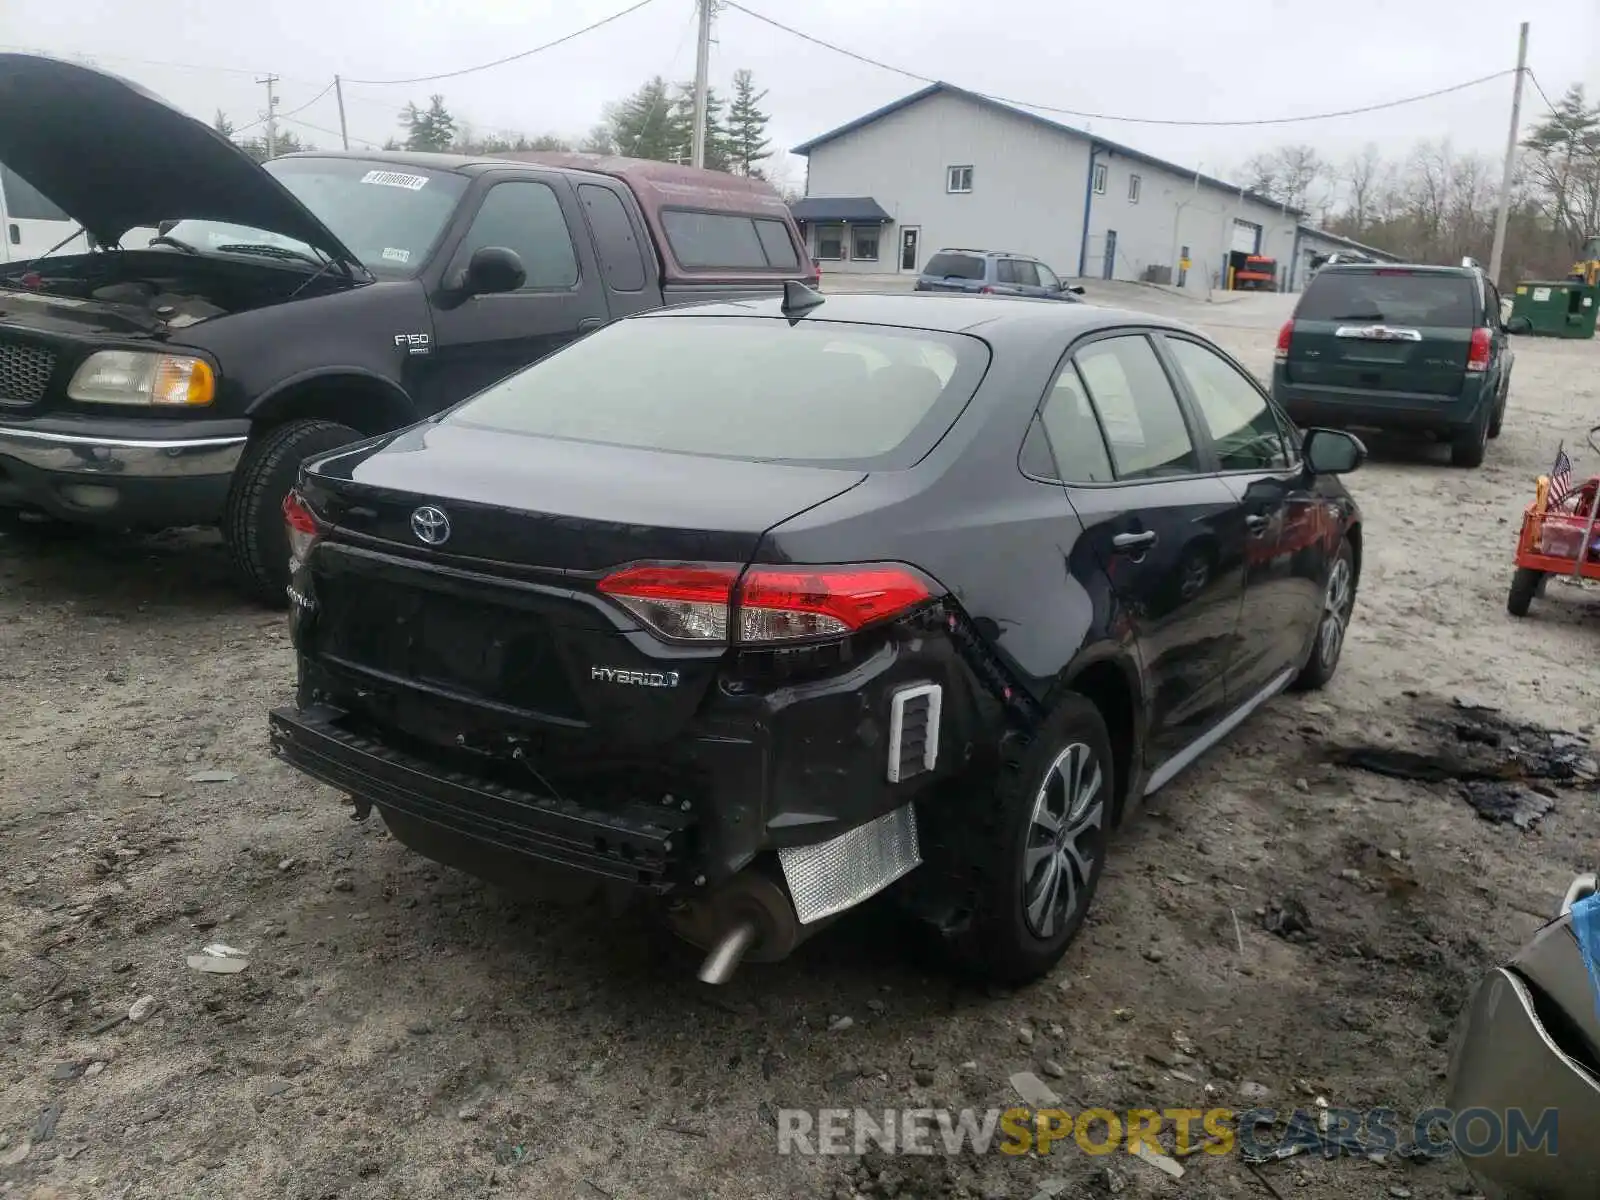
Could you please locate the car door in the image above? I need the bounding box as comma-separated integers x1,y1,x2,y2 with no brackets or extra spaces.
1034,260,1065,300
1055,331,1244,768
1158,332,1328,701
421,172,611,412
1009,258,1047,297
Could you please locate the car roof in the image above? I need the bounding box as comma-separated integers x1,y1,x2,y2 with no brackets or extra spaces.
926,248,1037,261
634,291,1187,341
1314,262,1479,276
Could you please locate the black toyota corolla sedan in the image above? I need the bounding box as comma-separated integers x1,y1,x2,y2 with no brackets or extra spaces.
268,286,1365,985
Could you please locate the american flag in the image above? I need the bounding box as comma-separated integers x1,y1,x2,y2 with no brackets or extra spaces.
1550,443,1575,508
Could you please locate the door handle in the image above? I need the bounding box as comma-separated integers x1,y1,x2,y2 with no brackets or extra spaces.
577,317,605,333
1112,530,1158,554
1244,514,1271,535
8,223,18,245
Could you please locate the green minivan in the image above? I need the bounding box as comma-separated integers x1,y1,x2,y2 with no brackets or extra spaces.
1272,261,1513,468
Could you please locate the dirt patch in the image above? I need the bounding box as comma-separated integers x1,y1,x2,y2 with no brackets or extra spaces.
4,303,1600,1199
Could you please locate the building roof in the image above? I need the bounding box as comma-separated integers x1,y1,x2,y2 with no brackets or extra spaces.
789,196,893,223
1294,224,1401,261
791,82,1302,216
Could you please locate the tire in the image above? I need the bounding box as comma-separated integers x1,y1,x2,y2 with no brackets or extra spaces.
223,419,362,606
1450,409,1489,468
1507,566,1543,617
943,694,1115,986
1291,536,1355,692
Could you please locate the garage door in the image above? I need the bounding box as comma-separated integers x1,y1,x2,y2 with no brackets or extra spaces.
1231,220,1261,255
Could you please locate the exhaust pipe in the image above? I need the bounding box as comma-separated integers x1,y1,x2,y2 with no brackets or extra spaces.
669,868,822,985
697,919,759,985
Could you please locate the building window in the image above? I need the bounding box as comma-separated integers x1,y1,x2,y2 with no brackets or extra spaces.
1128,174,1141,204
1092,163,1107,195
946,165,974,194
816,224,845,260
851,225,880,262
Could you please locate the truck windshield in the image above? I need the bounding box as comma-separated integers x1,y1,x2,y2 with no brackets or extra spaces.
160,158,469,277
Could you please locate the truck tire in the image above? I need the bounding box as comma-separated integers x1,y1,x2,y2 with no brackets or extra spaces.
943,693,1114,986
223,419,362,607
1488,376,1509,439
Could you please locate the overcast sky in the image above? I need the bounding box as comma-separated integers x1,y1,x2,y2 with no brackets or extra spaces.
3,0,1597,192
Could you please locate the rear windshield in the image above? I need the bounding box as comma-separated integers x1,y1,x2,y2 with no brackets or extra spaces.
442,315,990,469
1297,270,1478,326
923,253,985,280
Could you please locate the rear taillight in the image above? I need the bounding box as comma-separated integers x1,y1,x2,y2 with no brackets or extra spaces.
1275,320,1294,362
283,489,322,565
1467,327,1491,372
597,562,941,644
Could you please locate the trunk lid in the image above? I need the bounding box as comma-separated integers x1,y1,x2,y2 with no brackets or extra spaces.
1286,268,1480,396
0,53,359,264
298,422,866,746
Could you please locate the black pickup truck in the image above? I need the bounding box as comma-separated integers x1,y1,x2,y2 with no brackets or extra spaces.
0,53,814,602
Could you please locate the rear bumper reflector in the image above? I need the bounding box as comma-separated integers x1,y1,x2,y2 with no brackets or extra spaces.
778,802,922,924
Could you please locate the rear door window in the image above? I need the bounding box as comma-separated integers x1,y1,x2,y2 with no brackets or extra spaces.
1034,360,1115,483
577,184,646,292
444,316,990,469
1297,270,1477,326
1073,334,1200,480
924,253,985,280
1164,337,1291,471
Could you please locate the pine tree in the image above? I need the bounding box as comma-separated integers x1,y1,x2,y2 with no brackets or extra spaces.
401,94,457,152
667,83,730,170
725,69,772,178
579,123,616,155
604,77,682,162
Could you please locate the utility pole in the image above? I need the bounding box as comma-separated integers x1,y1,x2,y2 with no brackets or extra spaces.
257,73,280,159
334,75,350,150
690,0,714,168
1488,22,1530,287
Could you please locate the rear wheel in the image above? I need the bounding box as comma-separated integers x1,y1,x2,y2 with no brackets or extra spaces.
1291,537,1355,692
944,694,1113,985
1507,567,1543,617
1487,376,1509,439
1450,409,1489,468
223,419,362,607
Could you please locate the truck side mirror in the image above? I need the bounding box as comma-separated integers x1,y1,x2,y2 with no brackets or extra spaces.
158,220,178,237
1066,284,1086,295
452,246,526,297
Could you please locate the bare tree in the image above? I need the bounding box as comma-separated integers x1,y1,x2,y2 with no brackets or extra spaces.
1341,143,1382,228
1241,144,1329,211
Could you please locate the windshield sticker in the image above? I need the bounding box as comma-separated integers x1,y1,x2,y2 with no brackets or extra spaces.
381,247,412,264
361,170,430,191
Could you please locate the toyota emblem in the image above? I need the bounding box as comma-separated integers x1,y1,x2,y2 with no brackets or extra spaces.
410,505,451,546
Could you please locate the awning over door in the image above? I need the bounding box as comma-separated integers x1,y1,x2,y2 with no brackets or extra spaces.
790,196,892,224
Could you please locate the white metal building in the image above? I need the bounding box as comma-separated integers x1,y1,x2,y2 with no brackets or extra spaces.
1287,226,1401,291
791,82,1305,292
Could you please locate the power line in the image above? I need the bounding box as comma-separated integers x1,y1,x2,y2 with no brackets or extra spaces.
343,0,661,86
235,78,338,135
723,0,1516,128
277,113,382,148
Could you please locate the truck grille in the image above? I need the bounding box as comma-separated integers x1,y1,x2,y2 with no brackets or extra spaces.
0,340,56,405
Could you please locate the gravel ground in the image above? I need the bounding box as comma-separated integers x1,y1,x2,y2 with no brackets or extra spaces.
3,286,1599,1200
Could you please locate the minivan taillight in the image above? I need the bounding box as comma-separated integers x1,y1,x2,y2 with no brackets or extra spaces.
1275,320,1294,362
1467,327,1492,372
283,489,322,565
597,563,941,644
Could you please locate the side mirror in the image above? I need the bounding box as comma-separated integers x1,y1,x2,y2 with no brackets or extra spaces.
157,219,178,236
452,245,525,297
1066,284,1086,295
1303,427,1366,475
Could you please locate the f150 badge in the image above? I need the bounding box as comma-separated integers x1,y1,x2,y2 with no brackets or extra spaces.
591,666,680,688
395,332,430,356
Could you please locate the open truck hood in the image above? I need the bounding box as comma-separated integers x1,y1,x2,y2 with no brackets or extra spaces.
0,53,360,265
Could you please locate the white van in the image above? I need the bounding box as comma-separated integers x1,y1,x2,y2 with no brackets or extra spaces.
1,161,153,260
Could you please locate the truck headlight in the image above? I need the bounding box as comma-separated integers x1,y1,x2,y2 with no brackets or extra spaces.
67,351,215,407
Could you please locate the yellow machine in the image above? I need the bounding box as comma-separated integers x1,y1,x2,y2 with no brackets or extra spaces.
1571,233,1600,288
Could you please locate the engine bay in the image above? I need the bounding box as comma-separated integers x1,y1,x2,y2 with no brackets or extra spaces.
0,247,352,336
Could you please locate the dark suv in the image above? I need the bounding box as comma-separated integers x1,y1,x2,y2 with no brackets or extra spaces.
915,249,1085,300
1272,261,1513,468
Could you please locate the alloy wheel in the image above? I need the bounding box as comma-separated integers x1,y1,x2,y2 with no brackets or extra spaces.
1021,742,1106,939
1318,556,1353,669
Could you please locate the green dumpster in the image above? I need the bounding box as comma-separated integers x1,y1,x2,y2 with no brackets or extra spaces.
1508,279,1598,339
